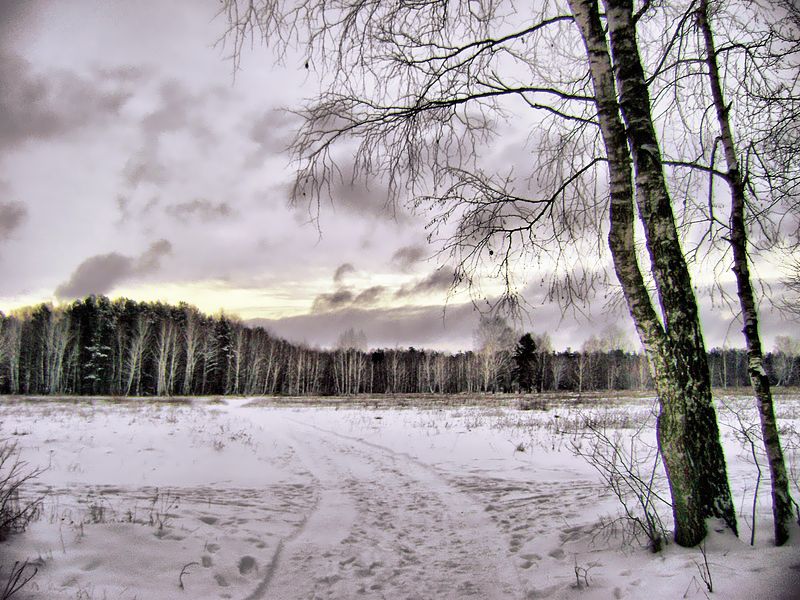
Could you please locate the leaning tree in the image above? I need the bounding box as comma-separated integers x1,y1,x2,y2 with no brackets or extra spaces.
221,0,739,545
695,0,796,546
636,0,798,544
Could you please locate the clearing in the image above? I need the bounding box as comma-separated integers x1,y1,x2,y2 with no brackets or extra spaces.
1,394,799,599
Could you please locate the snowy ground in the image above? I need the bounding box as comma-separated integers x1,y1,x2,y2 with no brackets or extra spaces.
1,393,799,599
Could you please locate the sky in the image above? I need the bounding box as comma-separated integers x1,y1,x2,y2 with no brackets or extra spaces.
0,0,795,352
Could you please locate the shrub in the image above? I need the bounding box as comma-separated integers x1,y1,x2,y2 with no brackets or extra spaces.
517,397,548,411
0,440,43,599
0,442,43,541
570,418,669,552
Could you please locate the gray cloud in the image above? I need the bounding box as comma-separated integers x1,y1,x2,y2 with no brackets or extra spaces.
250,302,480,351
0,50,132,152
333,263,355,283
251,281,789,353
165,199,233,222
354,286,385,305
245,109,298,168
311,289,354,313
391,244,426,272
116,194,165,225
335,177,397,220
311,281,385,314
291,156,411,223
54,252,134,300
115,195,131,224
55,239,172,299
123,80,217,190
134,239,172,273
0,201,26,238
123,151,168,188
396,269,455,298
0,0,32,33
142,80,193,136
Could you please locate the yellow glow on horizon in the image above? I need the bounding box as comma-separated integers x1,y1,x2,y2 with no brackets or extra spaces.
0,292,54,314
0,273,484,320
111,280,314,319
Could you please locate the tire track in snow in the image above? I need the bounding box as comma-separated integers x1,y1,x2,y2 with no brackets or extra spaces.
242,485,321,600
244,414,526,599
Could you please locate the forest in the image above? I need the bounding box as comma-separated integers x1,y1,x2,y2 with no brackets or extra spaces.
1,295,797,397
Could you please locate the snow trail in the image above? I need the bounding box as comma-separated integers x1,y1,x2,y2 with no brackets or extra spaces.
5,398,797,599
244,412,526,599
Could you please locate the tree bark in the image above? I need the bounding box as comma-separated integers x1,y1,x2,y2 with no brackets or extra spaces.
570,0,737,546
698,0,796,545
605,0,737,545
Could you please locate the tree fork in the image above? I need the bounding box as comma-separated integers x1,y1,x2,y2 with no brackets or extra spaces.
570,0,737,546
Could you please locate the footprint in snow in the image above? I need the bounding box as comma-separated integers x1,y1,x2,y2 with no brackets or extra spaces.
238,555,257,575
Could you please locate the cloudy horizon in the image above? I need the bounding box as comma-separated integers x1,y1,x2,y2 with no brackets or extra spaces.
0,0,794,353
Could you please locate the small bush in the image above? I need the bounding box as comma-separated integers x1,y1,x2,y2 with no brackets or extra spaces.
517,397,548,411
570,418,669,552
0,440,43,599
0,561,38,600
0,442,43,541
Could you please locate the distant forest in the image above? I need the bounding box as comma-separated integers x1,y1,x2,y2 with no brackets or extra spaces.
0,296,797,396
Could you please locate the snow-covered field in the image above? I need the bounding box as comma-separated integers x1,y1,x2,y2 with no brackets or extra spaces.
1,394,798,599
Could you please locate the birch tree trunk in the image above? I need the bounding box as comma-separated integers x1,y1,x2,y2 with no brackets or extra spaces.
698,0,796,545
8,319,21,394
570,0,737,547
182,311,199,395
608,0,736,544
155,320,174,397
125,315,150,397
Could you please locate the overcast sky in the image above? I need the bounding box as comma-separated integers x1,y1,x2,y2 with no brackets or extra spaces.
0,0,794,352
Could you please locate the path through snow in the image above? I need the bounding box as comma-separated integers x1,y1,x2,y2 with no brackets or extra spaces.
1,396,798,599
245,414,525,599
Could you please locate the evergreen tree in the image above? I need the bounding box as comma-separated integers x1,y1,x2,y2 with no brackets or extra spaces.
512,334,537,393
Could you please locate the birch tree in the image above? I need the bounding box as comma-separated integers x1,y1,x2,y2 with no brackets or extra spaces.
45,309,72,395
570,0,737,544
155,318,177,396
474,315,516,392
124,313,150,396
0,316,21,394
643,0,798,545
182,306,202,395
228,321,246,395
222,0,738,545
773,337,799,387
694,0,795,546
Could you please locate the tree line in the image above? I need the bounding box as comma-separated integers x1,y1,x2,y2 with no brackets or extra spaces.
1,296,796,397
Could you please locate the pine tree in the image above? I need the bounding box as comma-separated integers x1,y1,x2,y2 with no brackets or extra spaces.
512,334,538,393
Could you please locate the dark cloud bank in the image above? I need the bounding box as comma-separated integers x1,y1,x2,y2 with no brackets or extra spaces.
251,303,480,351
396,269,455,298
55,240,172,299
0,50,134,154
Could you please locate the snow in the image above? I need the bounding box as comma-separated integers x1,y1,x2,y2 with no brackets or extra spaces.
1,394,798,599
